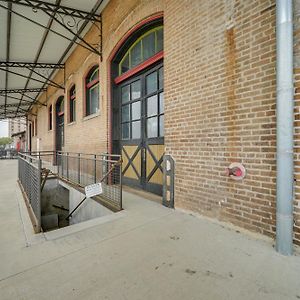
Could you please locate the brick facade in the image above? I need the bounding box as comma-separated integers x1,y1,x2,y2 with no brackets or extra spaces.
28,0,300,245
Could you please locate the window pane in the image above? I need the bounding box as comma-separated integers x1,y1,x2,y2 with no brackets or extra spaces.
71,86,76,98
159,115,164,137
146,72,157,94
159,67,164,90
70,99,76,122
132,101,141,120
159,92,164,113
57,98,64,113
156,28,163,52
121,53,130,74
86,95,91,115
122,85,130,103
147,95,157,117
89,85,99,115
73,101,76,121
147,117,158,138
131,40,142,67
131,80,141,100
122,123,130,140
89,67,99,83
122,104,130,122
132,121,141,139
143,31,155,60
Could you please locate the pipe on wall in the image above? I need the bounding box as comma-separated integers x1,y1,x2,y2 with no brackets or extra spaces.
276,0,294,255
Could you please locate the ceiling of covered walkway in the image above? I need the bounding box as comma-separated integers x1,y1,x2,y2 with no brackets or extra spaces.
0,0,107,120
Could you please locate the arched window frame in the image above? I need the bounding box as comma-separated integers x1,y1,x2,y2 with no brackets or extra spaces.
85,65,99,116
69,84,76,123
115,25,163,85
56,96,64,116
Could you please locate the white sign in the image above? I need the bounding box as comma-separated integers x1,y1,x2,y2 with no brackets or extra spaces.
85,183,103,198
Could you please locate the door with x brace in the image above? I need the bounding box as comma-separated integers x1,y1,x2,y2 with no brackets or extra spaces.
120,63,164,195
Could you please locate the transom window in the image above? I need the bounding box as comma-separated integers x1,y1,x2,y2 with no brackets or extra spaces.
69,85,76,123
119,26,163,76
85,66,99,116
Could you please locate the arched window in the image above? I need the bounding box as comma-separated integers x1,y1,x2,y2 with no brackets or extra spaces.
69,85,76,123
85,66,99,116
119,26,163,76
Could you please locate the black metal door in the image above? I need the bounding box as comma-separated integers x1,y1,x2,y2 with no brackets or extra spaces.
119,63,164,195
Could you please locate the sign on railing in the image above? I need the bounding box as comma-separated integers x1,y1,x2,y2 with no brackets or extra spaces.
85,183,103,198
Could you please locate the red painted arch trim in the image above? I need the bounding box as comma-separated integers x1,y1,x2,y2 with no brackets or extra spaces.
108,12,164,63
114,51,164,84
86,78,99,89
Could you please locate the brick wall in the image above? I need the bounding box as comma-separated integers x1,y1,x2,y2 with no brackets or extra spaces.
28,0,300,245
164,0,282,241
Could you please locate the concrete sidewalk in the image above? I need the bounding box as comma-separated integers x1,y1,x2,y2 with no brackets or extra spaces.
0,159,300,300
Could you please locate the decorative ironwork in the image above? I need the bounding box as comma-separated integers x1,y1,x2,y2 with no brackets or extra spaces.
0,0,101,21
0,103,29,108
0,88,47,95
44,11,101,56
0,61,65,68
0,3,102,56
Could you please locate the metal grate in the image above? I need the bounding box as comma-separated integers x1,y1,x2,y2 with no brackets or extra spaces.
18,153,41,231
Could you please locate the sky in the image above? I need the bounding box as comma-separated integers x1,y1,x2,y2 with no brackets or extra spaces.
0,121,8,137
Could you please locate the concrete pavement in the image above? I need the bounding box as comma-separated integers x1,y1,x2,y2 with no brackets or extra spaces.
0,159,300,300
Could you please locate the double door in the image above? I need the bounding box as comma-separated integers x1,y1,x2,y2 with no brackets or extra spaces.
120,63,164,195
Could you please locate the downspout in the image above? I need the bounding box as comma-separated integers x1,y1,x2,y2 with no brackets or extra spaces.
276,0,294,255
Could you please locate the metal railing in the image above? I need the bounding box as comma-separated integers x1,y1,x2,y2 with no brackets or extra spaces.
56,152,122,211
21,151,123,211
18,152,41,232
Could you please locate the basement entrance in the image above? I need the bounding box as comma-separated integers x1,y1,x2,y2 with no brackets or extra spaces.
41,178,114,232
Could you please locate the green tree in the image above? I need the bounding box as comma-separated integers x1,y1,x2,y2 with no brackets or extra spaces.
0,137,13,146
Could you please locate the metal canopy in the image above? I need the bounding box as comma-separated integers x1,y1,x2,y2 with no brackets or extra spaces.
0,0,106,120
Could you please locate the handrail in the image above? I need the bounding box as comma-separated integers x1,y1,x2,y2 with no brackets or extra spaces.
65,159,122,219
22,150,121,159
